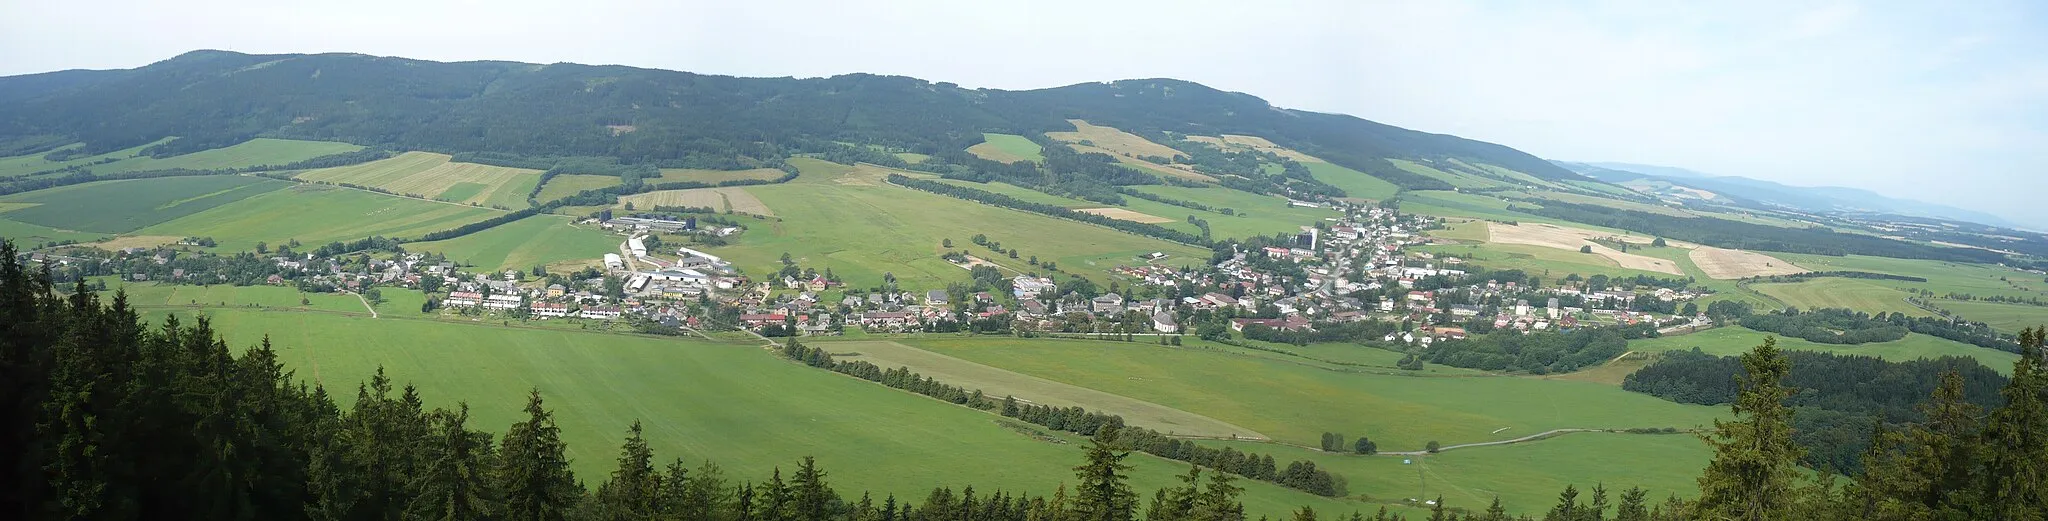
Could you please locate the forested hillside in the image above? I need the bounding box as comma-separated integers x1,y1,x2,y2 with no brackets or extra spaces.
0,50,1581,193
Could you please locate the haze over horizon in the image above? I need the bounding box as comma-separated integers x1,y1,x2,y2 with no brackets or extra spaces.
3,0,2042,227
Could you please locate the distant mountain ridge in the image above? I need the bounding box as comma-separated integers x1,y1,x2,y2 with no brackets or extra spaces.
1555,160,2019,228
0,50,1587,194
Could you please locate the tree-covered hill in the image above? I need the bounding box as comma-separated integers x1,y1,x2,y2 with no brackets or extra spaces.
0,50,1585,191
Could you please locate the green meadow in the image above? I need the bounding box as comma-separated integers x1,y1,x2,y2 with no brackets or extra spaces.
1750,277,1932,318
107,280,371,315
0,138,358,177
534,174,624,202
0,175,290,233
1414,242,1674,284
1771,253,2048,302
699,159,1207,291
137,183,498,251
0,216,106,246
407,214,619,273
966,133,1045,163
1127,184,1342,236
1302,161,1400,201
1929,299,2048,335
1629,326,2019,376
896,337,1724,449
653,168,786,184
1389,159,1513,190
149,306,1375,519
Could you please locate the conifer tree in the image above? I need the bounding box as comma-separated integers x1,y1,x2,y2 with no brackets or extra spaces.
498,389,580,521
1612,487,1647,521
1974,326,2047,521
1694,337,1803,521
790,456,838,521
596,421,661,520
406,403,502,521
1071,429,1136,521
1851,369,1981,519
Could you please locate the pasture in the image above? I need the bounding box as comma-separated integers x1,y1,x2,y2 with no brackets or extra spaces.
136,184,498,251
1929,299,2048,335
407,214,618,273
1413,242,1677,284
533,174,622,203
1390,159,1513,190
1127,185,1342,237
1183,134,1318,162
896,337,1724,450
1750,278,1932,318
296,151,541,208
965,133,1044,163
653,168,786,184
617,187,774,216
1076,207,1174,224
105,281,370,315
0,138,172,177
1630,326,2018,375
1770,253,2048,302
0,175,290,233
828,340,1264,438
162,308,1368,518
1395,191,1539,222
697,158,1207,291
1302,161,1401,201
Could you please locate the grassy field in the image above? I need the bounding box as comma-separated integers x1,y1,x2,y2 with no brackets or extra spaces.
296,151,541,208
1414,242,1675,284
0,216,108,246
94,138,363,174
1126,184,1342,237
653,168,786,184
1927,299,2048,335
154,307,1373,518
0,175,291,233
696,158,1208,291
1770,253,2048,302
897,337,1723,450
1389,159,1513,190
1630,326,2019,376
895,152,931,164
0,138,360,177
137,184,499,252
1211,431,1710,515
534,174,623,202
828,340,1265,438
1303,161,1400,201
1526,191,1694,217
966,133,1045,163
105,281,371,315
1395,191,1539,222
407,214,619,273
1750,278,1934,318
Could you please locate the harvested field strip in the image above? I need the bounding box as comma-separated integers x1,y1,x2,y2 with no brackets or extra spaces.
1047,120,1183,160
654,168,785,184
1486,222,1681,275
830,340,1267,439
1689,246,1806,279
617,187,774,216
296,152,542,208
1077,207,1174,224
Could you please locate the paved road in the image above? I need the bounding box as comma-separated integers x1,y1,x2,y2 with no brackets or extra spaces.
1378,428,1606,456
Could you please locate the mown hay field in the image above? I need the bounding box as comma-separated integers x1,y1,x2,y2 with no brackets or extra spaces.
297,151,541,208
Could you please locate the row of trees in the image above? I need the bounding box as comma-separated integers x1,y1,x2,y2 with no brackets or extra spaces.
1738,308,1909,345
1424,324,1660,374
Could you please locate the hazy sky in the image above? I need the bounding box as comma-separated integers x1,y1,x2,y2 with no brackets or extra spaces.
4,0,2044,226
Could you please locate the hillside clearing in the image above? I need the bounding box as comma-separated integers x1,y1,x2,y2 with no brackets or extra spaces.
1689,246,1807,279
965,133,1043,163
829,340,1266,439
1630,326,2017,375
533,174,622,203
1047,120,1184,160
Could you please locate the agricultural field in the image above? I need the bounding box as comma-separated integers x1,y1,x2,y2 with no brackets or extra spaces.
617,187,774,216
1769,253,2048,302
1929,299,2048,334
1524,190,1694,217
1688,246,1806,279
296,151,541,208
1302,161,1401,201
828,340,1264,438
1183,134,1317,162
407,214,619,274
696,158,1208,291
0,175,290,233
1630,326,2019,376
104,281,370,315
965,133,1044,163
0,138,173,177
136,183,498,252
0,216,106,246
533,174,622,202
894,152,931,164
1390,159,1514,190
165,308,1369,518
1750,278,1933,318
1075,207,1174,224
1484,222,1681,275
653,167,786,184
897,337,1724,450
1395,191,1536,222
1413,242,1677,284
1126,184,1342,237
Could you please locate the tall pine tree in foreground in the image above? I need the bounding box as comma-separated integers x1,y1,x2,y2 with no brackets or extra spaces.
1973,326,2047,521
1693,336,1802,521
498,390,580,521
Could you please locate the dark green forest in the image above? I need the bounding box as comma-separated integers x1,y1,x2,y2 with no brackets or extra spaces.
0,50,1583,198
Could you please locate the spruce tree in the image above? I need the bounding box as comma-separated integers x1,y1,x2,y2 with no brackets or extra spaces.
790,456,838,521
1852,369,1981,519
497,389,580,521
1612,487,1647,521
1071,429,1137,521
1694,337,1804,521
596,421,661,520
1974,326,2047,521
406,403,503,520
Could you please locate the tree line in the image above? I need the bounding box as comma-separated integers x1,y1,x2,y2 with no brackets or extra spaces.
1737,308,1909,345
1423,323,1660,374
